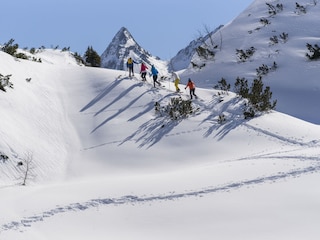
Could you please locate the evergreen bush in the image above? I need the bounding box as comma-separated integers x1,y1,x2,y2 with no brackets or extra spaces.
73,52,85,65
256,62,277,77
236,47,256,62
155,97,195,120
218,114,226,124
295,2,307,14
84,46,101,67
306,43,320,60
214,78,230,94
196,46,215,60
246,77,277,115
0,74,13,92
234,76,277,118
266,2,283,16
234,77,249,98
0,152,9,163
1,39,18,56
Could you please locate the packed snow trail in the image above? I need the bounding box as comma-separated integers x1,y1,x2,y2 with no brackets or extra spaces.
2,160,320,233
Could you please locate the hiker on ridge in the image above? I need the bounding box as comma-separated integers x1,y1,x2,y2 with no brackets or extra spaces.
140,62,148,81
150,65,161,87
185,78,197,99
172,72,180,92
127,57,138,78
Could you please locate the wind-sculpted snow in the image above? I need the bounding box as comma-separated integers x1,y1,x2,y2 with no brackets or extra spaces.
2,162,320,233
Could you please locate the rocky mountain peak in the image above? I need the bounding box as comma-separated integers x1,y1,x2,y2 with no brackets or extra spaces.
100,27,159,70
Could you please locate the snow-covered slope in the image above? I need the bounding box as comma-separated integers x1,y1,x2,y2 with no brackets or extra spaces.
180,0,320,124
169,25,223,71
1,0,320,239
1,45,320,239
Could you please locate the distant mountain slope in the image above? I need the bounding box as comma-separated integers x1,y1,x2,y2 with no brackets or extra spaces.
169,25,223,71
180,0,320,124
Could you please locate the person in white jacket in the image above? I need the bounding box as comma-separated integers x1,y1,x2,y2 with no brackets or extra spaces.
172,72,180,92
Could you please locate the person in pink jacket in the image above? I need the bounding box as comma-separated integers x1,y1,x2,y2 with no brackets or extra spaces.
140,62,148,81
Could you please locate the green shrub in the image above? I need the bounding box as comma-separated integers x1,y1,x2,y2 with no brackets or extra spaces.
155,97,196,120
256,62,277,77
236,47,256,62
234,77,249,98
196,46,215,60
0,74,13,92
30,48,36,54
295,2,306,14
234,76,277,118
214,78,230,95
0,152,9,162
84,46,101,67
245,77,277,117
306,43,320,60
2,39,18,56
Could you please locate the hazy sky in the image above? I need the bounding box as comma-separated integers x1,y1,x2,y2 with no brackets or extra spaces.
1,0,253,60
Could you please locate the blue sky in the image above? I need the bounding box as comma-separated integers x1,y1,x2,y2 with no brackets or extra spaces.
1,0,253,60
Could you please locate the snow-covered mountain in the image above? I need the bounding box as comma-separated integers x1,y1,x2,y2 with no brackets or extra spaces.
1,0,320,240
100,27,168,76
180,0,320,124
169,25,223,71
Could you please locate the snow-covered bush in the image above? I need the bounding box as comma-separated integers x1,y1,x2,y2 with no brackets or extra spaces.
266,2,283,16
15,52,28,60
235,77,277,118
245,77,277,117
217,114,226,124
214,78,230,94
196,46,215,60
234,77,249,98
270,35,279,45
260,18,270,26
306,43,320,60
236,47,256,62
256,62,277,77
279,32,289,43
191,61,206,69
0,73,13,92
1,39,35,60
0,152,9,163
155,97,195,120
30,47,36,54
73,52,85,65
295,2,307,14
270,32,288,45
1,39,18,56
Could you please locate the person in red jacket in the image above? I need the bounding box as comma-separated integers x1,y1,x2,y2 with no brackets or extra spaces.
140,62,148,81
185,78,197,99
